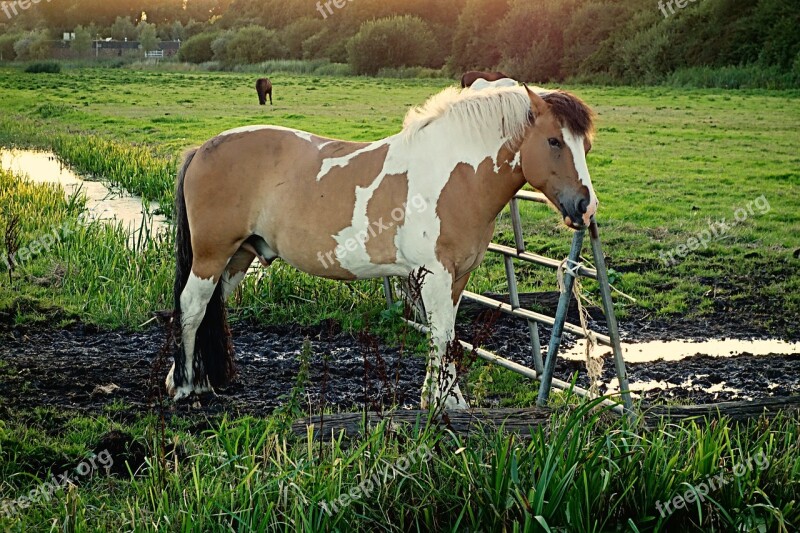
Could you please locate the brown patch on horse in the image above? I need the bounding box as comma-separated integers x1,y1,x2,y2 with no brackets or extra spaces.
364,173,409,264
434,147,525,281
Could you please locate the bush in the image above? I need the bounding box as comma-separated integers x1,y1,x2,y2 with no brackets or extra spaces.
0,33,21,61
178,32,218,64
210,30,235,64
347,15,437,76
280,18,325,59
224,25,288,66
13,32,51,61
25,61,61,74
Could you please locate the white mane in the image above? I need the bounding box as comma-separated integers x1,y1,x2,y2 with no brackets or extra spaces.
402,85,543,143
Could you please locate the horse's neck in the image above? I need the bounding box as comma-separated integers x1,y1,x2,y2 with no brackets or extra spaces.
476,145,527,222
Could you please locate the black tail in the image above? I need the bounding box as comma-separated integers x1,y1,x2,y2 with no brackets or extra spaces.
172,149,235,390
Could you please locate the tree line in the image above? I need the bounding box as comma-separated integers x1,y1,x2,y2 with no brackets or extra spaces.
1,0,798,84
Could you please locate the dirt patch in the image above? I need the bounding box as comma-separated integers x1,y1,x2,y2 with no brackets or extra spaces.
0,300,797,418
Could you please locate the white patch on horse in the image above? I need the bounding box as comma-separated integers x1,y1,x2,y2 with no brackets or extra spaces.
219,125,272,136
219,125,315,143
469,78,519,91
316,140,390,181
511,151,521,169
561,127,598,225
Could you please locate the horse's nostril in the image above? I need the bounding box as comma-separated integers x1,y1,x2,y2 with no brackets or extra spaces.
578,198,588,214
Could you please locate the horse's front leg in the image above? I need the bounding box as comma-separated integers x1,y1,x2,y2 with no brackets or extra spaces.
419,265,469,410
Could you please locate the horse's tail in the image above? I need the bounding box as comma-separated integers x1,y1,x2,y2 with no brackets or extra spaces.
172,149,235,389
460,73,468,88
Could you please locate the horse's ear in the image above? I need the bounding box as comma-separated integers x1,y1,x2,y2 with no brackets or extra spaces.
523,83,548,121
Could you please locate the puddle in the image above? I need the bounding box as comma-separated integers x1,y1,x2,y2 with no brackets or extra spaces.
563,338,800,364
601,375,747,400
1,148,168,237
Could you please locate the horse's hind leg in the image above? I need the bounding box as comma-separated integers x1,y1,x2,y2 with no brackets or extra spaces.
169,256,231,400
268,89,273,105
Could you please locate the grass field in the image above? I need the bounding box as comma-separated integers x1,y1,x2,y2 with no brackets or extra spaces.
1,65,799,531
1,66,798,330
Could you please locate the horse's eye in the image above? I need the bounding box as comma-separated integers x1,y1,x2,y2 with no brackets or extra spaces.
548,138,561,149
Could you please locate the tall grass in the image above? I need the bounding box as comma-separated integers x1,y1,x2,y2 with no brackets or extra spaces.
666,65,800,90
0,167,174,327
0,397,797,531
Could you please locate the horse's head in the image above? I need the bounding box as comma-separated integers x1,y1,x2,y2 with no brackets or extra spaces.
518,85,597,229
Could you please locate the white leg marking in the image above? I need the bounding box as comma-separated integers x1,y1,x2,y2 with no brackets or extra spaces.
419,264,469,410
174,272,218,400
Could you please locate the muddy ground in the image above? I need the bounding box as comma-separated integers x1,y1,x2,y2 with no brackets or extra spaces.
0,294,797,419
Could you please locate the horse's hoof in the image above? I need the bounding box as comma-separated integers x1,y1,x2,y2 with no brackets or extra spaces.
443,396,470,410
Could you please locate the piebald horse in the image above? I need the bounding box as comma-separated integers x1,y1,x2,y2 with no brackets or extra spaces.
165,82,597,409
461,70,510,88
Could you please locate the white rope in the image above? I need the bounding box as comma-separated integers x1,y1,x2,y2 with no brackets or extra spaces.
558,257,604,398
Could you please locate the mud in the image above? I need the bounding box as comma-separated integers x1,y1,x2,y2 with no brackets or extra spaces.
0,301,797,419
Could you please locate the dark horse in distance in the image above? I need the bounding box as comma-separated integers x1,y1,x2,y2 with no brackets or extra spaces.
256,78,273,105
461,71,510,88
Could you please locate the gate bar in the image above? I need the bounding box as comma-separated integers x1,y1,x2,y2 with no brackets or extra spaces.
589,221,634,412
536,229,585,406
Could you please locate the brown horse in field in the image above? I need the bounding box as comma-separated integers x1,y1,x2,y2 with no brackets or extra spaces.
255,78,272,105
166,83,597,409
461,71,510,88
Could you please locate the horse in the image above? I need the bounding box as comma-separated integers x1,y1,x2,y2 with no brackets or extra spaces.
165,82,597,410
255,78,272,105
461,70,510,88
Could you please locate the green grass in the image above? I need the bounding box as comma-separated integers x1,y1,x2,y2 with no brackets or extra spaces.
0,393,798,531
0,66,798,332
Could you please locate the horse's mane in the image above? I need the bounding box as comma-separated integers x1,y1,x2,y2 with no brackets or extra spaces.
402,85,595,142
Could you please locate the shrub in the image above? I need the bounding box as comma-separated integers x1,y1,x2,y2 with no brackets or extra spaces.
25,62,61,74
280,18,325,59
347,16,437,76
0,33,21,61
210,30,235,64
13,32,51,61
178,32,218,64
224,25,288,66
